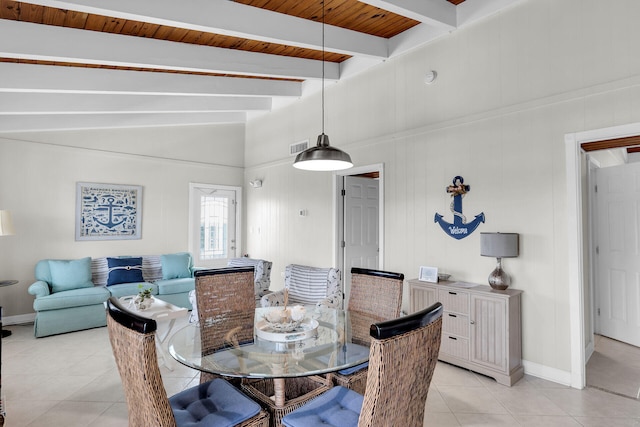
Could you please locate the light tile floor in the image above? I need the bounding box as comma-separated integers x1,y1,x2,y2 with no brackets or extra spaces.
2,320,640,427
586,335,640,400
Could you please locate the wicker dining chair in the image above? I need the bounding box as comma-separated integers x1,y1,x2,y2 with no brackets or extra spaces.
194,267,256,385
105,296,269,427
281,302,443,427
329,267,404,394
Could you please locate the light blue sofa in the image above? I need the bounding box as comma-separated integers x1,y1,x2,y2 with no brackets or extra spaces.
28,253,196,337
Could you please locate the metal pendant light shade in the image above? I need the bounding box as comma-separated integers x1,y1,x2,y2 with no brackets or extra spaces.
293,133,353,171
293,0,352,172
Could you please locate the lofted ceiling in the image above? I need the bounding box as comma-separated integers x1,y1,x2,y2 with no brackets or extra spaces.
0,0,517,133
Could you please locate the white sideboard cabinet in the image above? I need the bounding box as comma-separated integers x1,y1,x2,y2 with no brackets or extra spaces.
408,279,524,386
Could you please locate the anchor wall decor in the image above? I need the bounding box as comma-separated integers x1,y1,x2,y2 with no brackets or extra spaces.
434,176,485,240
75,182,142,241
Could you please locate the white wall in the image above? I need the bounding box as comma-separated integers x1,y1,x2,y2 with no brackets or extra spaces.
0,124,245,318
244,0,640,383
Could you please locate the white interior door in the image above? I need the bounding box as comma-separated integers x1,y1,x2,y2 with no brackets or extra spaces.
594,162,640,347
343,175,379,307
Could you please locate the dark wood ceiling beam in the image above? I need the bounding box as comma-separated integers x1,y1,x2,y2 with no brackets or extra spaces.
581,135,640,152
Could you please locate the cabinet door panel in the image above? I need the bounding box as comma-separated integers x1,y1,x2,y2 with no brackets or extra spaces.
470,295,507,371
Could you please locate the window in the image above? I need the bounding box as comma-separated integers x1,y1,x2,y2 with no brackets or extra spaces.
189,183,241,268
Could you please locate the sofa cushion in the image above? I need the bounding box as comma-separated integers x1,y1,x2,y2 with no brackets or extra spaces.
156,277,195,295
48,257,93,293
107,257,143,286
33,285,110,311
92,256,163,286
161,252,193,279
142,255,163,282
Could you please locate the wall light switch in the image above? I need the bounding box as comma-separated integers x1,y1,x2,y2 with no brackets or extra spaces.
298,209,307,217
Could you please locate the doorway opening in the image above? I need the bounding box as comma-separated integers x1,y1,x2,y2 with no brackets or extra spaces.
566,125,640,390
334,164,384,308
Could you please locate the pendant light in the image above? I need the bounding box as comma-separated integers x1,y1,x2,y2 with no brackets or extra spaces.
293,0,353,171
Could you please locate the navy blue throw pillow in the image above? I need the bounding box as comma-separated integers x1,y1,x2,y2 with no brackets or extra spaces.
107,257,144,286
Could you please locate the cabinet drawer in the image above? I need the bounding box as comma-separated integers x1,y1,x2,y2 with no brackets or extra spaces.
438,289,469,314
440,334,469,360
442,312,469,338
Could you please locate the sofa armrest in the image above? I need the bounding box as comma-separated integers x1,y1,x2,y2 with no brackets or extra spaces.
28,281,51,298
260,290,285,307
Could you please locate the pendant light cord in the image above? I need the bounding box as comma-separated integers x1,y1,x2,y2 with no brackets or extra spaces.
321,0,325,135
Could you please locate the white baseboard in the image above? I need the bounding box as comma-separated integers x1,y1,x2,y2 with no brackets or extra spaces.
2,313,35,326
585,340,594,363
523,359,573,387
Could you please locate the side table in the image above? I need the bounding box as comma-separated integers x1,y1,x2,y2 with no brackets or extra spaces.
0,279,18,426
0,280,18,338
118,296,188,370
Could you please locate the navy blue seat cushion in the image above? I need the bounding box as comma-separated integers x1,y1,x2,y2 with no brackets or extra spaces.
282,386,363,427
169,378,261,427
338,361,368,376
107,257,143,286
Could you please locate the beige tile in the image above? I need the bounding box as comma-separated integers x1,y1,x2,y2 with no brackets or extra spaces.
542,387,640,418
87,403,129,427
432,362,484,387
492,387,568,416
26,401,114,427
423,411,461,426
2,399,59,427
573,417,640,426
437,385,509,414
6,374,96,401
67,374,126,402
511,415,583,426
424,387,454,413
454,413,520,425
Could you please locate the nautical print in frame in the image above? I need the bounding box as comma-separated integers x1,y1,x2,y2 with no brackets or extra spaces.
76,182,142,241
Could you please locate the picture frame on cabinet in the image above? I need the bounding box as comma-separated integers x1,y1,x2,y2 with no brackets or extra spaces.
418,266,438,283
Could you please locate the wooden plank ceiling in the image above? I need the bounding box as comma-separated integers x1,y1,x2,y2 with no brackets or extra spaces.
0,0,518,133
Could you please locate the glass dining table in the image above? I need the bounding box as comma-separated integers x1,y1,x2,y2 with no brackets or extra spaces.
168,305,380,409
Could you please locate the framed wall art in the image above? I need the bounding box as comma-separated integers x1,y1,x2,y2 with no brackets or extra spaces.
76,182,142,241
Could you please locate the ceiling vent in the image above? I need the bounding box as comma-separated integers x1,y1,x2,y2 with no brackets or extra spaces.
289,140,309,156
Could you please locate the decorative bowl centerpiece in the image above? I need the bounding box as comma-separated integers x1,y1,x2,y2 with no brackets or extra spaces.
263,305,306,332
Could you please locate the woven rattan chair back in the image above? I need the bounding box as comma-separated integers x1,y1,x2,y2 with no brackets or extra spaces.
358,302,443,426
348,267,404,320
106,297,177,427
329,268,405,395
194,267,256,384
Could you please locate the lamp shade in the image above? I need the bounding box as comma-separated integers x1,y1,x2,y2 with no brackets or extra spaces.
480,232,518,258
0,210,15,236
293,133,353,171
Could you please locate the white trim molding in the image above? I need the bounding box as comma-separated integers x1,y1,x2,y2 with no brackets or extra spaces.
565,121,640,389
